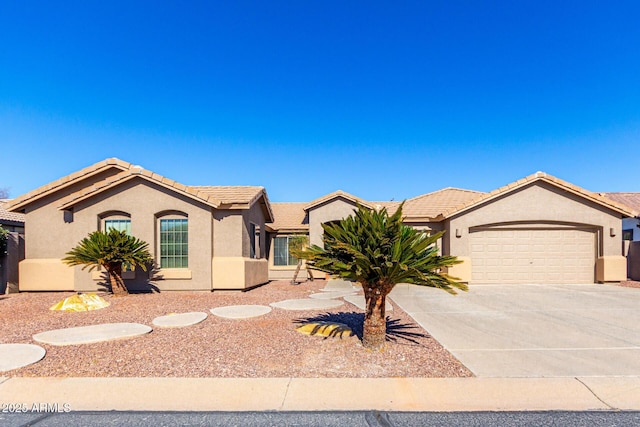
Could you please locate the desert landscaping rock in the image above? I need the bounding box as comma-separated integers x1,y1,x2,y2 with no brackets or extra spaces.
270,299,344,311
344,295,393,312
32,323,152,346
0,344,46,372
322,279,359,292
210,305,272,319
308,290,358,300
152,312,208,328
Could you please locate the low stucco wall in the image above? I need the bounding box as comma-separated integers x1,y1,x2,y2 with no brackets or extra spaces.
596,256,627,283
444,256,471,283
19,259,74,291
212,257,269,289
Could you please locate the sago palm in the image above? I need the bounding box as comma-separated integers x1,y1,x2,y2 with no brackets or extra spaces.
63,229,153,297
300,203,467,350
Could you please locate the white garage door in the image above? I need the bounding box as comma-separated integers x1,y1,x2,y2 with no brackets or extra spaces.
470,229,596,284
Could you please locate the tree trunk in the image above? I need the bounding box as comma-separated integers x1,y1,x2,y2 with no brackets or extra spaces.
105,263,129,297
291,260,302,285
362,286,387,351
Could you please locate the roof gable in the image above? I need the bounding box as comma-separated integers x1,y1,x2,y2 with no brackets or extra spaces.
304,190,373,211
6,158,275,221
441,172,638,219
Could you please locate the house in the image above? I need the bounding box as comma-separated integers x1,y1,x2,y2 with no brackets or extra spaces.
6,159,637,291
266,174,637,285
0,199,25,293
5,159,273,292
601,193,640,281
600,193,640,242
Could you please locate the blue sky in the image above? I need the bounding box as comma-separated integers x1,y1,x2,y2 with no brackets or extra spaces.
1,1,639,202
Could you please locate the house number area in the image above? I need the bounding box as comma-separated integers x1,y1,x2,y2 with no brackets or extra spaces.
1,402,71,413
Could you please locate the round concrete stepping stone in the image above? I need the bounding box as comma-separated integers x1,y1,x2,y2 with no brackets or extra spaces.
270,299,344,311
344,295,393,312
309,290,358,300
32,323,152,346
210,305,272,319
322,279,360,292
152,312,208,328
0,344,46,372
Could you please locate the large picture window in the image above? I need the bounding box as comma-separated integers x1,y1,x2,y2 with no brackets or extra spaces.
160,218,188,268
273,236,298,266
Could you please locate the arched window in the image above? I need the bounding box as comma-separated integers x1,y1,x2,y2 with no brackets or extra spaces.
157,212,188,268
99,211,131,234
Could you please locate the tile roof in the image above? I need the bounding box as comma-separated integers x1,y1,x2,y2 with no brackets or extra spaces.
6,158,275,221
0,199,25,224
190,186,266,206
5,158,132,212
601,193,640,215
268,203,309,231
400,188,485,220
440,172,638,219
304,190,373,211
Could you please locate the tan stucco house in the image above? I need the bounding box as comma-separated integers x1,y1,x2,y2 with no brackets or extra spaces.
5,159,273,291
6,159,638,291
267,174,637,285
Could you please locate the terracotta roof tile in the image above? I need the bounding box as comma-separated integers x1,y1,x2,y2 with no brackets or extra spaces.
401,188,485,220
0,199,25,224
268,203,309,231
190,186,266,205
601,193,640,214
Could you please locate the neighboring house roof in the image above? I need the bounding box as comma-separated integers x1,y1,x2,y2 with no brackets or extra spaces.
0,199,25,225
600,193,640,217
268,203,309,232
400,188,485,221
439,172,638,220
6,158,275,222
304,190,374,211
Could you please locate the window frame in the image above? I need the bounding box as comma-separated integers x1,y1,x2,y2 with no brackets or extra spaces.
273,235,298,267
157,214,189,269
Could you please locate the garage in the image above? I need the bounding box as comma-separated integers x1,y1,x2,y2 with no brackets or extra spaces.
470,228,596,284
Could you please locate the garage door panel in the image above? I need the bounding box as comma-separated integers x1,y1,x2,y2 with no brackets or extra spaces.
470,229,595,284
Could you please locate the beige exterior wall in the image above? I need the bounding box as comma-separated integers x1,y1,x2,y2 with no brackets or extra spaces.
445,182,625,284
308,198,359,247
211,257,269,289
21,178,216,291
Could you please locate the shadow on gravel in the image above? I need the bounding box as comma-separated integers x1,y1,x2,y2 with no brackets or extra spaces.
294,311,429,346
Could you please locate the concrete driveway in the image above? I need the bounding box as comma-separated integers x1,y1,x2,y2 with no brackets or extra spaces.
389,283,640,377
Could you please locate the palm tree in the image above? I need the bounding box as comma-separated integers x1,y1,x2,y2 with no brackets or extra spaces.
63,229,153,297
299,203,467,350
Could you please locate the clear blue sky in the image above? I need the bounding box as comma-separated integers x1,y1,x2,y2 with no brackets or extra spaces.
1,1,639,202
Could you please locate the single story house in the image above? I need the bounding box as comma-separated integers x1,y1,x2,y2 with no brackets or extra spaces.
267,174,637,285
5,158,273,291
6,159,638,291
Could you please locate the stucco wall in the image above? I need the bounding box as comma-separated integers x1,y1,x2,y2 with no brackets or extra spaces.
447,182,623,258
23,178,214,291
308,198,359,247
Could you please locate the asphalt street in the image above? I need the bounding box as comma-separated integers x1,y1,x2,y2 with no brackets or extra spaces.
3,411,640,427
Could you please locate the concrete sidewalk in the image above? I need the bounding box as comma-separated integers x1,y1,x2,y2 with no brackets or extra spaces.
1,376,639,412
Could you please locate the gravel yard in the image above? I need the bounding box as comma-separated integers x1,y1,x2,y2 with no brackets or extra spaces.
0,280,472,378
